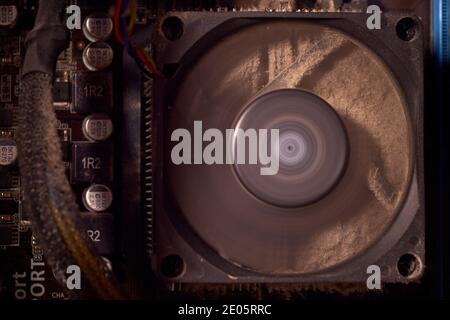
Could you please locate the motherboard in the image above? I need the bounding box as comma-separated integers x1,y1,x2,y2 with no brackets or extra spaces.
0,0,446,303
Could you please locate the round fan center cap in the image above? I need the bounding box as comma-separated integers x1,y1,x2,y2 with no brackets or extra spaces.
233,89,349,208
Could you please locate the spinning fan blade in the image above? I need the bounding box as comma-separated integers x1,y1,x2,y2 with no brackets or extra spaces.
168,21,413,275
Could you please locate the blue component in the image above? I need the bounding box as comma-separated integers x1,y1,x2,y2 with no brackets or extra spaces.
434,0,449,64
433,0,448,300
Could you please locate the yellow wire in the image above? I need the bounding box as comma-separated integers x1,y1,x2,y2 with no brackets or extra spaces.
125,1,164,78
139,47,164,78
49,202,123,299
128,0,138,34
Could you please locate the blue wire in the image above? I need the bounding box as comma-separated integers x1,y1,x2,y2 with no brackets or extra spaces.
118,0,152,76
119,0,135,56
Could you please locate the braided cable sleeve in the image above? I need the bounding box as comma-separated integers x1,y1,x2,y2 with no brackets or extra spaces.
18,73,124,299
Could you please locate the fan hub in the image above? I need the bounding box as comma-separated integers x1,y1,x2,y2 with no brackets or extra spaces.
234,89,349,208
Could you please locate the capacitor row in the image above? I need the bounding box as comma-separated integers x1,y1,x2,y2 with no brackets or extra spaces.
79,12,117,260
81,13,115,71
0,114,113,168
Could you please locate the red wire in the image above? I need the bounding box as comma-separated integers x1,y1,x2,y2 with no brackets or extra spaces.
135,47,163,77
114,0,125,45
114,0,163,77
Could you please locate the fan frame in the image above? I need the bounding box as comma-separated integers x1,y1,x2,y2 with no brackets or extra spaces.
148,11,424,285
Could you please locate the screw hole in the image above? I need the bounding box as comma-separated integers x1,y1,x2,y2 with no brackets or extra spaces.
161,254,185,278
397,253,421,278
162,16,184,41
396,17,417,41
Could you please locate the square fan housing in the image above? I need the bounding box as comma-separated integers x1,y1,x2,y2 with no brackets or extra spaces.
146,11,424,286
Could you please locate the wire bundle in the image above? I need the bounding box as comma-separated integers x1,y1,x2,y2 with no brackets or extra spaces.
19,0,125,299
114,0,164,78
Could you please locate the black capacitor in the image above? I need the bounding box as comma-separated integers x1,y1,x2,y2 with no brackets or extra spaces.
0,199,19,215
80,212,114,255
0,170,16,189
71,142,113,183
52,80,71,106
0,224,19,246
0,109,14,127
72,72,113,114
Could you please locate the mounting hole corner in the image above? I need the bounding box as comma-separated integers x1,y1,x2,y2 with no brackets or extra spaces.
161,254,185,278
396,17,418,41
397,253,422,279
162,16,184,41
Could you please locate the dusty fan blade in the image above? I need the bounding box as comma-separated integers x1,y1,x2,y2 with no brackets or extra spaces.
167,21,412,275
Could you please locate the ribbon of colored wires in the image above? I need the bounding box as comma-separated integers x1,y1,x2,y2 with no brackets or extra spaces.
114,0,125,45
114,0,163,77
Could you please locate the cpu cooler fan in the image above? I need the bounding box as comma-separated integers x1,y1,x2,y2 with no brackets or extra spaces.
123,11,424,289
